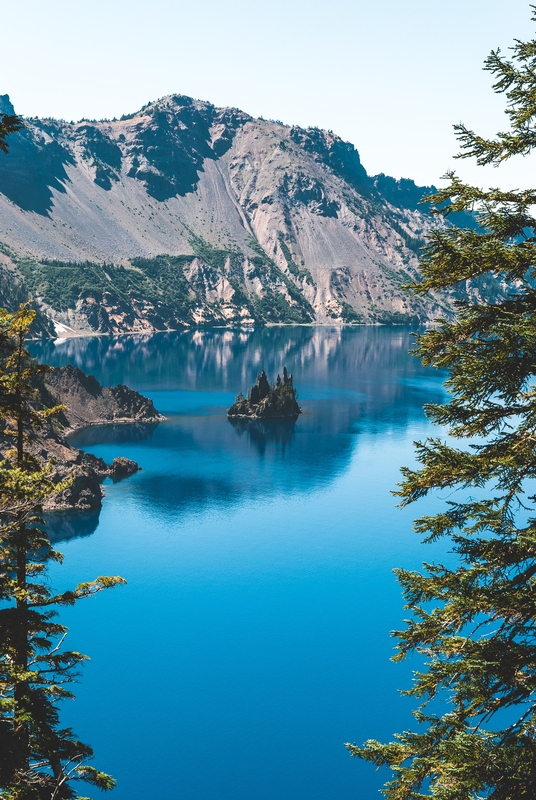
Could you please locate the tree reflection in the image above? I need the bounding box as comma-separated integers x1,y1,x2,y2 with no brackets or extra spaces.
227,417,297,456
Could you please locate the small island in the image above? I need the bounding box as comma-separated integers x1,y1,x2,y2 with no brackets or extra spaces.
227,367,301,419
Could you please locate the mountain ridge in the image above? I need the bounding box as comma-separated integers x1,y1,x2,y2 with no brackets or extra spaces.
0,92,487,335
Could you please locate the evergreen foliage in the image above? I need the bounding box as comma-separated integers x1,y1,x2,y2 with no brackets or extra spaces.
247,237,315,323
0,114,24,155
339,301,363,324
188,233,239,272
347,8,536,798
387,217,427,255
276,232,315,286
0,306,125,798
13,236,313,326
17,256,194,317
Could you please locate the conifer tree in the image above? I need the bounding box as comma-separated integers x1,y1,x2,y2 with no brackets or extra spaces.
347,6,536,798
0,111,24,154
0,306,125,799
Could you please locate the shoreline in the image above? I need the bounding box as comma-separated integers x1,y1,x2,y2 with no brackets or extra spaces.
33,320,427,343
63,413,166,437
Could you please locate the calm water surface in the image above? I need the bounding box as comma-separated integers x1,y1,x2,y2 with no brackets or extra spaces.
31,326,447,800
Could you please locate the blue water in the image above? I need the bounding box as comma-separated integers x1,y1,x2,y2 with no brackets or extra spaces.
30,326,447,800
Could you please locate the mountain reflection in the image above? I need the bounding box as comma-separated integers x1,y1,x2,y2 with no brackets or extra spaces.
30,326,433,400
31,327,446,533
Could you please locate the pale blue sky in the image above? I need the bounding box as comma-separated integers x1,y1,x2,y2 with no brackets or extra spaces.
2,0,533,189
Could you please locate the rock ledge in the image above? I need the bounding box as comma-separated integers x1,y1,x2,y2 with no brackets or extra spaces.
24,365,164,511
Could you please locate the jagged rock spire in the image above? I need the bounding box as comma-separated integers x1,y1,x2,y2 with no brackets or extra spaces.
228,367,301,419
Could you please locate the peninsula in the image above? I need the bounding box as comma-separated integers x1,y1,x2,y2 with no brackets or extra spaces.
4,365,165,511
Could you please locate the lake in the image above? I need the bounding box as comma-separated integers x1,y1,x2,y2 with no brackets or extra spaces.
30,325,447,800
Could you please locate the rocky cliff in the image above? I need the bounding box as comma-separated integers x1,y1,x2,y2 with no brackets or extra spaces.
0,93,497,335
17,365,164,511
44,364,163,430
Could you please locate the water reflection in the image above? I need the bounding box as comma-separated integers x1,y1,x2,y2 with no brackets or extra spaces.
31,327,445,434
45,509,101,543
68,422,160,448
36,327,447,800
31,327,446,529
31,326,428,398
227,417,297,455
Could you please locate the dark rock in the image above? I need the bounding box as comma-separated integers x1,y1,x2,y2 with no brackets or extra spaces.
51,465,104,511
112,457,140,479
0,94,16,115
22,366,164,512
227,367,301,419
43,364,164,429
249,369,271,405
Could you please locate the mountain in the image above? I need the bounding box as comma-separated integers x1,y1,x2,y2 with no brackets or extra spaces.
0,93,486,335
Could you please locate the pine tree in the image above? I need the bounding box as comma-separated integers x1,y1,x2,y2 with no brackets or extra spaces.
0,306,125,799
347,7,536,798
0,112,24,154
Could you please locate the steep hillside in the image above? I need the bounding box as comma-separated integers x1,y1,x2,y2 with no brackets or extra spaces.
0,93,485,334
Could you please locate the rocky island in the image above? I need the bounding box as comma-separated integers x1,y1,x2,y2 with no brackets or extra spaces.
227,368,301,420
13,365,164,511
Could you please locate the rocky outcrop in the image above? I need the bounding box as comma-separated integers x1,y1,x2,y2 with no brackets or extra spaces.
21,366,164,511
0,93,505,334
111,456,140,479
228,367,301,419
50,460,107,512
43,364,163,431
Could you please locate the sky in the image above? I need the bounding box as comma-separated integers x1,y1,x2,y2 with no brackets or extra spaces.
2,0,534,190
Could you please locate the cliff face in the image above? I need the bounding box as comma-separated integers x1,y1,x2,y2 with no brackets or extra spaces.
44,364,162,430
0,93,497,333
19,366,164,511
